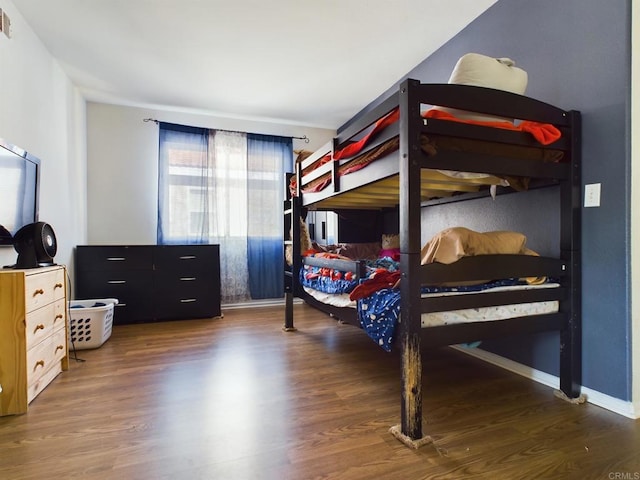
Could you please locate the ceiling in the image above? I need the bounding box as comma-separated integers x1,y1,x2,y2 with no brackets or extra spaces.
13,0,497,129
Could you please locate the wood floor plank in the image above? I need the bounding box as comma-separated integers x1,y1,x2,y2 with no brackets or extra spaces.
0,303,638,479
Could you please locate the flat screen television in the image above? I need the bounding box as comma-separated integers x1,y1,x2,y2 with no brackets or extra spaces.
0,138,40,246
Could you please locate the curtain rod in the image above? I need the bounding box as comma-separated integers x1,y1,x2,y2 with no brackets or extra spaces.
142,118,309,143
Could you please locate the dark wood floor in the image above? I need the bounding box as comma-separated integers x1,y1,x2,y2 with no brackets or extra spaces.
0,304,639,479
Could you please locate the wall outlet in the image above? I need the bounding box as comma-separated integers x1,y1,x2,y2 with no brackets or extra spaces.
584,183,601,208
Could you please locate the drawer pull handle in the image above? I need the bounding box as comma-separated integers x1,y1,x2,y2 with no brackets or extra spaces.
34,324,45,333
55,345,64,353
54,282,63,289
32,289,45,297
180,277,196,281
107,257,126,261
107,280,127,284
54,314,64,322
179,255,197,260
34,360,45,370
180,298,197,303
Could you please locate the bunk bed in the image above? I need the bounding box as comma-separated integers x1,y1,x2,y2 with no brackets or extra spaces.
282,78,581,448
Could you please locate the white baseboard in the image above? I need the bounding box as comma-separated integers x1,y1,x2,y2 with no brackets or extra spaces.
451,345,639,420
221,297,303,310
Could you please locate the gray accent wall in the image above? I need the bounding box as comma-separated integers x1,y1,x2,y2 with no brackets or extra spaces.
346,0,631,400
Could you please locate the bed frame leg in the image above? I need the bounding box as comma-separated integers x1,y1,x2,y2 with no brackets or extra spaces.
393,331,432,448
401,335,422,439
283,291,297,332
557,310,585,403
390,336,433,448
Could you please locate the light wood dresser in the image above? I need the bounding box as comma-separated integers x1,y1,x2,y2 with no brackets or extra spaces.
0,265,69,416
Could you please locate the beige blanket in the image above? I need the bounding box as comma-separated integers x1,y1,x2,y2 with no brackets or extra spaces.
420,227,544,285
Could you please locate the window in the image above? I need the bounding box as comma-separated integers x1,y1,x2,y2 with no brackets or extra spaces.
158,123,293,302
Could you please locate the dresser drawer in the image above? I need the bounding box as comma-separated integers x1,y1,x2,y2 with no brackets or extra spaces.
27,360,63,404
24,268,66,313
154,270,214,294
153,245,219,273
154,295,220,320
76,246,153,271
25,298,66,348
76,270,154,324
26,327,67,390
153,270,219,319
76,270,153,298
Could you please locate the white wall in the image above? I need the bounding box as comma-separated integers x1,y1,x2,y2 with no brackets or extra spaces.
0,1,87,272
86,103,334,245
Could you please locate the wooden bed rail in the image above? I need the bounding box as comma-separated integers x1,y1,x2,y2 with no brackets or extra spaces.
415,83,571,126
420,313,564,349
421,116,571,150
421,287,567,314
419,149,570,181
420,254,567,284
302,256,367,281
336,92,399,147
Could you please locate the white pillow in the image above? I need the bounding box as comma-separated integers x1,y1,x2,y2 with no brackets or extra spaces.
448,53,528,94
434,53,528,123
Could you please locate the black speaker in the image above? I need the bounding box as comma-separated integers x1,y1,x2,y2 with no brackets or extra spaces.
13,222,58,269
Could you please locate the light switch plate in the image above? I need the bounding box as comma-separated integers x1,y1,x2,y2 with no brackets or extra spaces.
584,183,601,208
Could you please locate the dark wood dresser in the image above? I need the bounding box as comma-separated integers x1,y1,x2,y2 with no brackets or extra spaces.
75,245,221,324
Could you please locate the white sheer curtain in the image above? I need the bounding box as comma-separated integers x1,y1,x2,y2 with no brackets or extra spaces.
207,131,250,303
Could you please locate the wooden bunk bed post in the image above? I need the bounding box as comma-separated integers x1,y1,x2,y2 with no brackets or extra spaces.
558,110,583,400
331,138,340,194
394,78,427,444
283,172,301,332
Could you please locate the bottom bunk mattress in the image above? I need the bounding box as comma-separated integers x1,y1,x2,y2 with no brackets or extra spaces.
299,228,560,351
302,281,560,351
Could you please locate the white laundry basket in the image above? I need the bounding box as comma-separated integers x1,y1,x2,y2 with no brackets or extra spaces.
68,298,118,350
